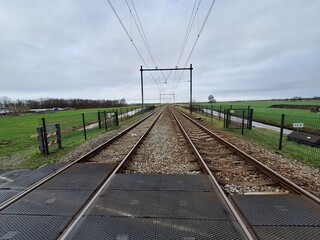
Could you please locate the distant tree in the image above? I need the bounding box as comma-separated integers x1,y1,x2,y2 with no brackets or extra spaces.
0,96,12,109
208,95,216,103
292,96,302,101
120,98,127,106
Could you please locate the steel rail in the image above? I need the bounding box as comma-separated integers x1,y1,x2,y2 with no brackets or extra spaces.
175,107,320,205
170,107,255,240
58,107,165,239
0,108,160,211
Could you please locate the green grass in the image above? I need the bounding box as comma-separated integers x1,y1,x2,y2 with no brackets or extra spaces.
0,106,143,168
197,100,320,133
182,107,320,168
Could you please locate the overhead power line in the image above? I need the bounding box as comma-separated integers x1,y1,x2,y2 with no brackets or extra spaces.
174,0,216,90
106,0,163,92
128,0,172,84
172,0,200,90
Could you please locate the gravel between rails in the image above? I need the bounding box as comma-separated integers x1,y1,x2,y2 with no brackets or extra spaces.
88,110,161,164
124,106,200,174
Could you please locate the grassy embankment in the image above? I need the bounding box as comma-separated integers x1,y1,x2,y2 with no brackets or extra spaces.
181,100,320,168
0,106,142,168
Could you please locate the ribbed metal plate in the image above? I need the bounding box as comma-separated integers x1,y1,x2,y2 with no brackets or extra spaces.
108,174,216,192
0,189,21,204
158,192,230,220
68,217,246,240
0,215,70,240
0,169,30,186
253,226,320,240
1,190,93,216
108,174,161,191
159,174,216,192
232,195,320,226
88,190,159,217
2,164,65,190
63,163,116,175
156,219,246,240
67,216,157,240
38,172,107,190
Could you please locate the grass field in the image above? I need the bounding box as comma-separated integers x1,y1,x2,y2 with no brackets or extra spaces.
198,100,320,133
0,106,142,168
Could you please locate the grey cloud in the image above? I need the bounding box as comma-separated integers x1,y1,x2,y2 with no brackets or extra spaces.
0,0,320,103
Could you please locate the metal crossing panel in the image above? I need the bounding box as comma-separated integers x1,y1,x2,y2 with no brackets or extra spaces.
108,174,162,191
63,163,116,175
108,174,216,192
159,174,216,192
2,164,65,190
38,172,108,190
156,219,246,240
1,189,93,216
232,195,320,226
67,216,157,240
0,215,70,240
88,190,159,218
0,189,21,204
253,226,320,240
157,191,230,220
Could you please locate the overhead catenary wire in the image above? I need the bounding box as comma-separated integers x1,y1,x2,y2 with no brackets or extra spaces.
177,0,200,67
172,0,200,90
107,0,163,92
126,0,169,85
174,0,216,90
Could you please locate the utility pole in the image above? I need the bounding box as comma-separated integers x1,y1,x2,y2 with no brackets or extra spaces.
190,64,193,114
140,65,144,110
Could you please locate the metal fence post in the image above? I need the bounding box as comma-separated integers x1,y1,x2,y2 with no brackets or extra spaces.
37,127,45,154
278,114,285,150
211,104,213,123
115,111,119,127
242,111,245,135
223,109,226,128
56,124,62,149
82,113,87,140
98,111,101,129
42,118,49,155
103,111,107,131
219,105,222,120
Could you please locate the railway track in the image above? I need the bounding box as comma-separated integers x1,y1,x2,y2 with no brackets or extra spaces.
171,106,320,239
172,107,320,201
1,105,319,239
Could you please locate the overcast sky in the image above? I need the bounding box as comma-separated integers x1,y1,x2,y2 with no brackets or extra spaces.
1,0,319,103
